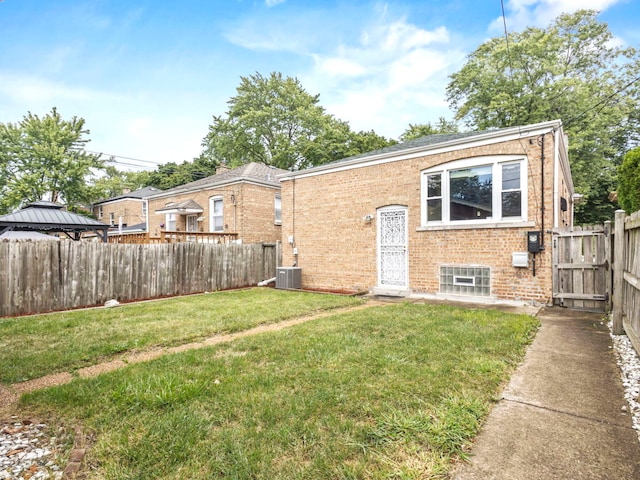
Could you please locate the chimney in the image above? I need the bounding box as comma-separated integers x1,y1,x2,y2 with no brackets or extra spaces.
216,163,230,174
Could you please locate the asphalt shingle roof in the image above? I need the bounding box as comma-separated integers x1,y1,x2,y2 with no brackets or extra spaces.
148,162,287,197
94,186,163,205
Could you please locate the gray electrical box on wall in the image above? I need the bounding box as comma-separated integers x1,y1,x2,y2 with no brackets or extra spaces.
276,267,302,289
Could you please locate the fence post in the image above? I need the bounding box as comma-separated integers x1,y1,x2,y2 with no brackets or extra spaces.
604,220,612,312
612,210,625,335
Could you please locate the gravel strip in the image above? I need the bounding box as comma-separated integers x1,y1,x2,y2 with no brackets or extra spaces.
609,321,640,441
0,419,63,480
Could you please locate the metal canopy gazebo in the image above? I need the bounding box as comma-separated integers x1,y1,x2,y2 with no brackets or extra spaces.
0,201,109,242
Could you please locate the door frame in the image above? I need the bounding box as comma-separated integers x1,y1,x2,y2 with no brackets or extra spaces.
375,205,409,296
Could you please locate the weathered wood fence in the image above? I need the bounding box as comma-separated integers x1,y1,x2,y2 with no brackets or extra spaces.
612,209,640,354
0,241,281,317
552,225,610,311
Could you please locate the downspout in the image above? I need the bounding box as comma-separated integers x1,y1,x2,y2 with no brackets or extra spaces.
539,133,546,250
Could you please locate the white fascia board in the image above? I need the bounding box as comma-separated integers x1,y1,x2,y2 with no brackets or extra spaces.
279,120,563,182
94,197,144,207
145,179,280,199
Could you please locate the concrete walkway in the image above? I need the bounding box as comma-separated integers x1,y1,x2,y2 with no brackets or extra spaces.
452,307,640,480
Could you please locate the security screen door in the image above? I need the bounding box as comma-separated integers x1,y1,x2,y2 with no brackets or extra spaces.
377,206,408,289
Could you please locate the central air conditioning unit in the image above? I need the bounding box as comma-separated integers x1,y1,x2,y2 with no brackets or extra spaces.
276,267,302,289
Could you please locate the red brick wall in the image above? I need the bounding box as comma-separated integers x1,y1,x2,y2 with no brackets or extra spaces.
281,133,570,304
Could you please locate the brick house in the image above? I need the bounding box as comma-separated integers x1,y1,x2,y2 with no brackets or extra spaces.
146,162,286,244
92,186,162,232
279,120,575,305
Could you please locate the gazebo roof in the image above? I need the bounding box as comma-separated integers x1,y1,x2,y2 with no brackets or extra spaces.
0,202,109,242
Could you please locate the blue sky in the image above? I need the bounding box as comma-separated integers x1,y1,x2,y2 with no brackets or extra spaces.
1,0,638,169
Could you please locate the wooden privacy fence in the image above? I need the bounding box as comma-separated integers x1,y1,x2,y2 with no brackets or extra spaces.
612,209,640,354
0,241,281,317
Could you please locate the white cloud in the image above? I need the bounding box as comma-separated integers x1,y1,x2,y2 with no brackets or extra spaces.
491,0,623,31
265,0,286,6
301,15,464,139
0,72,119,105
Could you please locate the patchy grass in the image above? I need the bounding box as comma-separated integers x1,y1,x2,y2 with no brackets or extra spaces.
22,303,539,479
0,288,362,383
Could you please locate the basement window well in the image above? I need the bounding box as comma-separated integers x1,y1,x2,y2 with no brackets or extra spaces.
440,266,490,296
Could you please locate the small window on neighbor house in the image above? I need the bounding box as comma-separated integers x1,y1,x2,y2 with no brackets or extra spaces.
275,195,282,225
142,201,147,218
109,212,115,226
97,205,103,219
165,213,176,231
210,196,224,232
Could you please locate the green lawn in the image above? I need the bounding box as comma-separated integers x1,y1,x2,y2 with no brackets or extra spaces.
0,288,362,383
21,301,539,479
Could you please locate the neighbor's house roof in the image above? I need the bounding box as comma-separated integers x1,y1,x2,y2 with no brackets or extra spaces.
147,162,288,200
278,119,572,194
0,201,110,241
155,200,204,215
93,186,163,205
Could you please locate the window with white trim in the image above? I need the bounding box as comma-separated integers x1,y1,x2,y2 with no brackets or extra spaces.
274,194,282,225
165,213,176,231
141,201,147,218
109,212,115,226
97,205,103,219
421,156,527,226
210,196,224,232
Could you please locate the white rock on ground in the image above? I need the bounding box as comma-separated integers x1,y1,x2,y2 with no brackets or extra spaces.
0,420,63,480
609,321,640,441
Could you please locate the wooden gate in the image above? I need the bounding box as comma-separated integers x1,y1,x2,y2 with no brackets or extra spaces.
552,226,611,311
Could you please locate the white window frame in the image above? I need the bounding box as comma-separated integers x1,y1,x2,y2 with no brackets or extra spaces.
209,196,224,232
421,156,528,227
97,205,103,219
109,212,115,226
274,194,282,225
165,213,176,231
141,201,147,218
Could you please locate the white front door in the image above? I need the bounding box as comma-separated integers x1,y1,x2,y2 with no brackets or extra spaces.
377,206,408,293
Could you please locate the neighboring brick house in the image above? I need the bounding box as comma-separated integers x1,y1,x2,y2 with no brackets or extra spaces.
92,186,162,232
146,162,286,244
279,120,576,305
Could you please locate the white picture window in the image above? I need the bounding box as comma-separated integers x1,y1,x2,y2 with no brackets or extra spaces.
274,194,282,225
421,156,527,226
210,196,224,232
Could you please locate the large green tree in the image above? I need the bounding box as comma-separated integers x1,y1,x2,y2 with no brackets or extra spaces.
0,108,104,214
400,117,460,141
618,147,640,213
446,10,640,224
201,72,394,171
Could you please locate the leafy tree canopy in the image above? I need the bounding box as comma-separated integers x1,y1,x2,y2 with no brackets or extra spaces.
618,147,640,213
446,9,640,224
0,107,104,214
89,164,152,201
400,118,459,141
201,72,395,171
